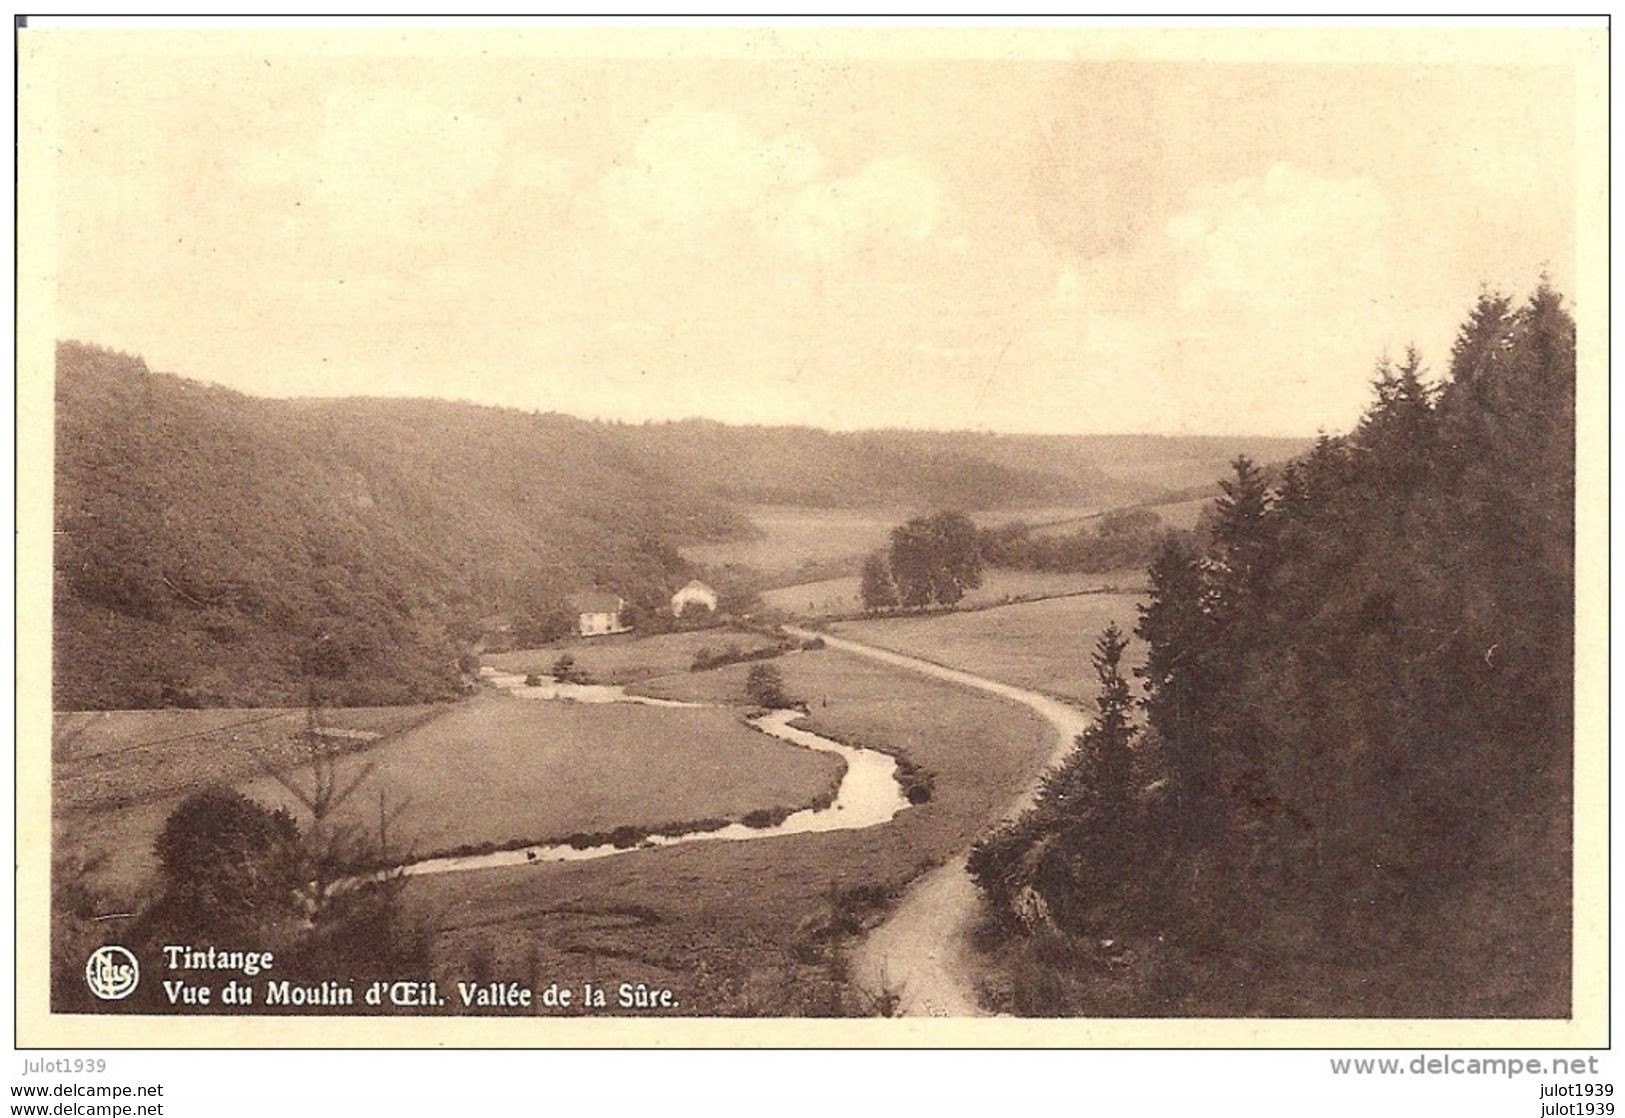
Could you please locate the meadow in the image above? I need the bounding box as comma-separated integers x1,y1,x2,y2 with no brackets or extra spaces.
55,693,843,903
484,628,781,684
1138,495,1209,530
829,591,1148,701
762,566,1147,619
403,647,1059,1015
677,505,910,578
1020,494,1211,538
679,504,1112,584
53,705,448,814
55,625,1102,1015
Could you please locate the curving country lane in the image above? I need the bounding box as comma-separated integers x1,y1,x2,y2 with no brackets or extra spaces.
782,626,1090,1018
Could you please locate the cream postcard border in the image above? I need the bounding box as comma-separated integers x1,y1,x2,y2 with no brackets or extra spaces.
14,21,1609,1048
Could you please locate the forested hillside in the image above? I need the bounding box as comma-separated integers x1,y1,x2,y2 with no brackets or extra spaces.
616,421,1113,509
971,284,1575,1017
54,344,741,709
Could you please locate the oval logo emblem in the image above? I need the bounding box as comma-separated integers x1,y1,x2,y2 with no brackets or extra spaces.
85,945,139,1000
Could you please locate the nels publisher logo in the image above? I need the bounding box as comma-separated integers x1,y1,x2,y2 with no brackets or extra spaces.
85,945,139,1000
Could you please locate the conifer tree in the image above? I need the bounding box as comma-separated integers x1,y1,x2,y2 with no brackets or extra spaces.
1136,536,1208,835
1084,622,1137,812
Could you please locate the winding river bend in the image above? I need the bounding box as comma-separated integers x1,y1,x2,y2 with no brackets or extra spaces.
349,668,912,885
353,639,1081,1018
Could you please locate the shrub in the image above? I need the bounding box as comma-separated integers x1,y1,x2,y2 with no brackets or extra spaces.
892,756,936,804
745,664,791,709
152,787,302,933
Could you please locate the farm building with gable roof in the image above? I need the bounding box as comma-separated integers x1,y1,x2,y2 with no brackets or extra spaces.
671,579,719,617
570,590,630,637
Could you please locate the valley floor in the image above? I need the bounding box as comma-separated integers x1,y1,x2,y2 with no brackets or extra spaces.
405,646,1058,1015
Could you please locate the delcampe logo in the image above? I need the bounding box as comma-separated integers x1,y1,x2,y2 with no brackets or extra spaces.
85,945,139,1000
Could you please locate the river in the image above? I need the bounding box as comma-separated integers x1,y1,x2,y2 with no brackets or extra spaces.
343,668,913,885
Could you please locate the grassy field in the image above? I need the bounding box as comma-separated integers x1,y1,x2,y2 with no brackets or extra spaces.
829,591,1147,701
762,566,1147,619
53,705,449,813
969,505,1108,532
402,648,1058,1015
56,694,843,904
677,505,909,578
1140,495,1210,530
680,504,1110,584
485,628,781,684
1021,495,1212,539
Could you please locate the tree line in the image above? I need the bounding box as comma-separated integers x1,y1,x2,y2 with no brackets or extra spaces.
976,505,1184,574
860,506,1187,615
969,284,1575,1017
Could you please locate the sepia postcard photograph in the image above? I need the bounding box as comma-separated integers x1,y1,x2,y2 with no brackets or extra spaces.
12,16,1610,1062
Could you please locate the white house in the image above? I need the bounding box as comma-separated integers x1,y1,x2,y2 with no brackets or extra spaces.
571,591,630,637
671,579,719,617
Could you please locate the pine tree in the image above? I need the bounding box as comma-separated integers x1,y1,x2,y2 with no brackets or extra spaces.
1136,536,1211,842
1356,347,1439,494
971,284,1576,1014
1207,455,1274,617
1084,622,1137,812
1448,289,1515,389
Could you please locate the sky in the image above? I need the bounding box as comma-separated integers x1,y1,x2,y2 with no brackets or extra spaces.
43,33,1580,437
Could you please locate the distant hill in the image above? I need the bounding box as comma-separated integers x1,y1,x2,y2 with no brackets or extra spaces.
617,423,1307,511
53,342,1310,709
868,430,1310,505
615,420,1118,509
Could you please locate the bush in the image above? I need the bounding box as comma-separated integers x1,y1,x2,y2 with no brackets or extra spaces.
551,654,591,685
151,787,302,934
745,664,791,709
741,807,791,829
691,639,793,673
892,756,936,804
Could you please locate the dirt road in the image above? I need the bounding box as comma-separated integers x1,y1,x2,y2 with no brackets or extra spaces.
783,626,1090,1017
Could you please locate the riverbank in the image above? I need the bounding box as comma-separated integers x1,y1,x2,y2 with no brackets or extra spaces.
402,647,1056,1015
54,691,845,904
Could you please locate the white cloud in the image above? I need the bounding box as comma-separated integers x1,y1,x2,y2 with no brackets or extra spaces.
773,157,946,263
597,108,824,233
595,108,950,265
1165,162,1392,314
1000,165,1401,435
